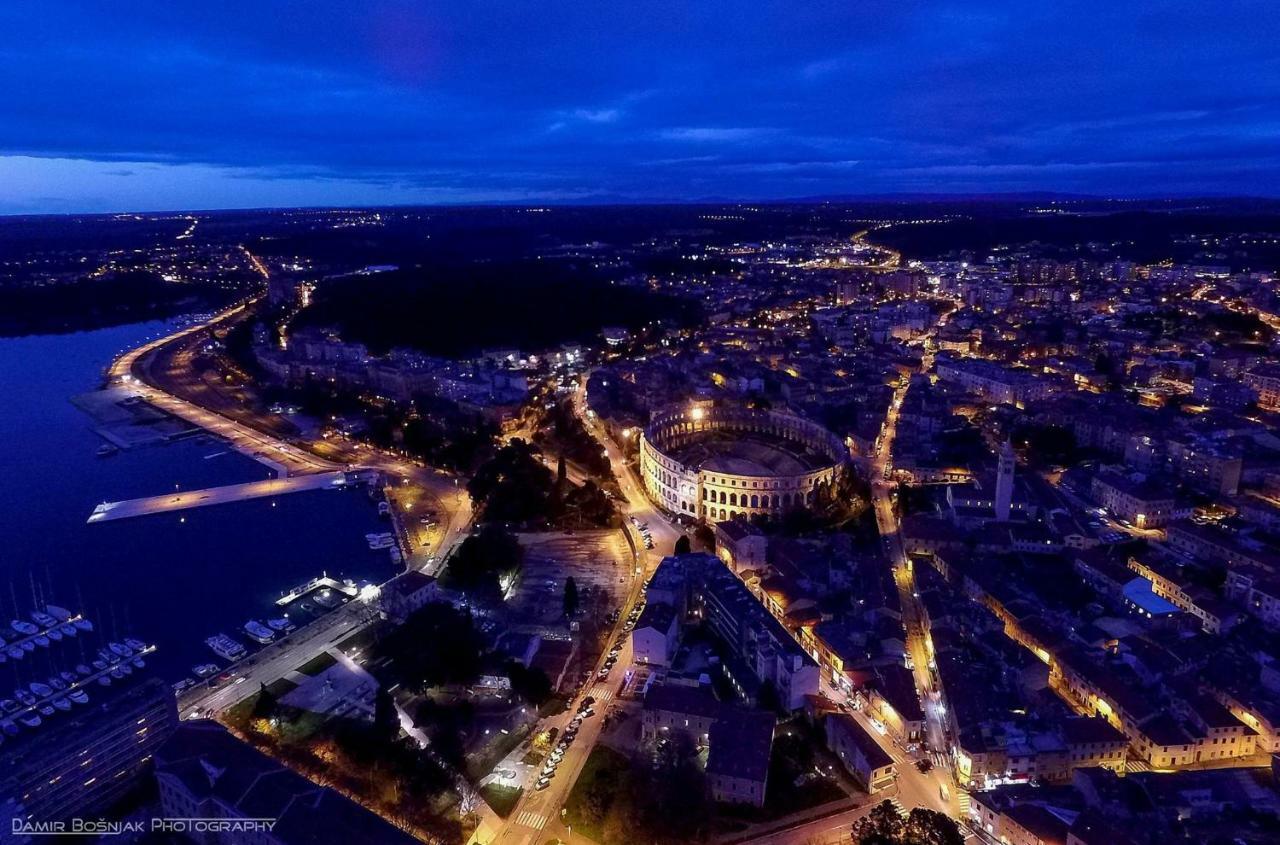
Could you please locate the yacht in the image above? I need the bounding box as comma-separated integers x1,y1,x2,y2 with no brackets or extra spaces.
192,663,220,679
243,621,275,645
45,606,73,623
267,617,296,633
205,634,247,662
9,620,37,637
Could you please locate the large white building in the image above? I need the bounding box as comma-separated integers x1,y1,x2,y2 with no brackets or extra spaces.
639,401,846,523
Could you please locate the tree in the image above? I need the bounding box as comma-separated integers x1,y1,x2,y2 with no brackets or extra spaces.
507,662,553,706
373,685,400,745
902,809,963,845
563,576,580,618
849,802,963,845
251,682,277,720
448,524,523,594
674,535,692,555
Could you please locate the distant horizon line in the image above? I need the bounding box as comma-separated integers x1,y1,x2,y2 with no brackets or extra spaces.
4,190,1278,220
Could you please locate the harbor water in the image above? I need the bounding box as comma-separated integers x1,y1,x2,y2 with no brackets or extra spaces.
0,319,397,682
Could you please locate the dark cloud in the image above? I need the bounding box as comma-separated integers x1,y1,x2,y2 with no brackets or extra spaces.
0,1,1276,211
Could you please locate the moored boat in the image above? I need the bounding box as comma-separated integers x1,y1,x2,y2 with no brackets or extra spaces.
205,634,247,662
243,620,275,645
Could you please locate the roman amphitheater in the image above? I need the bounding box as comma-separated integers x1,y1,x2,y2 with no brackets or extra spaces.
639,401,847,523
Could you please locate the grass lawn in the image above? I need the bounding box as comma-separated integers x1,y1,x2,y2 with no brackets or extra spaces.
295,651,336,676
562,746,631,844
480,784,522,819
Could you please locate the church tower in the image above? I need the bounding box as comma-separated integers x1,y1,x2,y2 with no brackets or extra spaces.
995,440,1015,522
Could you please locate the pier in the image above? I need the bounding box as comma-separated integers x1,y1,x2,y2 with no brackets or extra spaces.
87,470,365,523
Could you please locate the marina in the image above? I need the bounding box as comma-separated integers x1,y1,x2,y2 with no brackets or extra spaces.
0,321,398,681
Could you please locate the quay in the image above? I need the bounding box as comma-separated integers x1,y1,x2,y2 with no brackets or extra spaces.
87,470,367,523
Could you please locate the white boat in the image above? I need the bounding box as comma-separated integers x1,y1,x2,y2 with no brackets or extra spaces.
5,646,21,661
205,634,247,662
109,642,134,659
132,657,145,669
47,676,67,692
10,620,37,637
45,606,73,622
73,617,93,632
33,635,50,648
0,721,18,736
173,678,196,694
124,637,147,652
314,589,339,608
267,618,295,633
14,690,35,707
97,675,112,687
37,704,54,717
58,623,77,638
68,689,89,705
192,663,220,678
30,682,53,699
17,713,40,728
30,611,56,629
243,621,275,644
45,627,63,642
52,698,71,712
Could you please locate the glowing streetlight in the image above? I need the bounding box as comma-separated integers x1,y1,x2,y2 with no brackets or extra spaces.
690,406,705,422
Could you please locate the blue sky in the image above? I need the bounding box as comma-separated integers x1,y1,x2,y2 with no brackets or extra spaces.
1,1,1277,213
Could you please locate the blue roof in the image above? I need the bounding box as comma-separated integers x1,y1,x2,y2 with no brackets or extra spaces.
1122,578,1180,616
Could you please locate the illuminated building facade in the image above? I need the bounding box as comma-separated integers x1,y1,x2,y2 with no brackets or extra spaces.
639,401,845,523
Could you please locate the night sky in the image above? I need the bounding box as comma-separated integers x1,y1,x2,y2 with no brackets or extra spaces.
2,1,1277,213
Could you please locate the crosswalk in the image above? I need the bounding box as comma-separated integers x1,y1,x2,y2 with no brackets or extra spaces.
513,810,549,830
956,788,972,817
591,684,616,705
